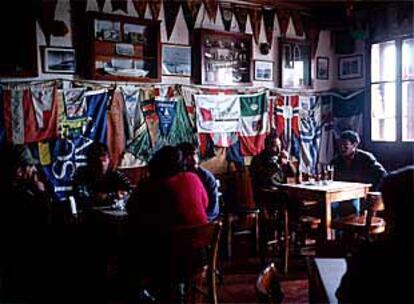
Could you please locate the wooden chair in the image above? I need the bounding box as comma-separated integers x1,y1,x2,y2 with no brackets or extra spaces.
255,187,289,273
331,192,386,241
223,169,260,261
167,220,223,304
256,262,284,304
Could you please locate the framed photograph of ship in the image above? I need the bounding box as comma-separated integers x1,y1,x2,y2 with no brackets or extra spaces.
43,47,76,74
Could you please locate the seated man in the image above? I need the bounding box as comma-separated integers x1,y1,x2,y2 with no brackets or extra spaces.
331,130,387,216
177,142,220,221
250,134,296,190
72,142,132,211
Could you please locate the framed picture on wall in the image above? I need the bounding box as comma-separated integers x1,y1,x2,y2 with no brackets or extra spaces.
316,57,329,80
338,54,363,80
162,44,191,76
43,47,76,74
254,60,273,81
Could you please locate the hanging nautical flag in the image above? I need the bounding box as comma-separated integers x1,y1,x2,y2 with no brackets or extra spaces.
111,0,128,13
292,11,304,37
60,88,88,138
203,0,218,21
182,0,202,32
210,132,238,147
298,96,321,174
3,85,59,144
30,90,110,202
120,86,144,142
133,0,148,18
262,8,275,45
249,8,262,44
318,95,335,164
332,89,364,139
276,9,290,36
156,100,177,136
239,92,269,156
220,2,233,31
97,0,106,12
141,97,159,147
164,0,181,40
234,6,248,33
107,89,126,168
275,94,301,159
195,94,240,133
149,0,162,20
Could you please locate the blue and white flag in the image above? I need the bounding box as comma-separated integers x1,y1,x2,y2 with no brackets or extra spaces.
156,100,177,136
32,90,110,201
299,95,320,174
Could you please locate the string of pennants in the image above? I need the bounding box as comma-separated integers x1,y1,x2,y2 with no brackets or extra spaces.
34,0,319,54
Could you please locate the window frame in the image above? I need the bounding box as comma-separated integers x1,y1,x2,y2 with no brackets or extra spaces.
368,34,414,144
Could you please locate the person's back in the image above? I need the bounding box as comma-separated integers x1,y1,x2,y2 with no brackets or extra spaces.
336,166,413,303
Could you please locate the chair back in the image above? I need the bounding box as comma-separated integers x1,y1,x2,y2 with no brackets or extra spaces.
365,192,385,233
226,168,256,210
168,220,223,304
256,262,284,304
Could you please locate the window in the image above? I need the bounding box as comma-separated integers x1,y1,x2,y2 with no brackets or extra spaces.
279,39,311,88
370,37,414,142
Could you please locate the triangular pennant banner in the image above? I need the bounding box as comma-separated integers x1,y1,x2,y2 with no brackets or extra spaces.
292,11,304,36
303,15,320,58
182,0,202,32
234,6,248,33
133,0,147,18
276,9,290,36
203,0,218,21
97,0,106,12
249,8,262,44
262,8,275,45
163,0,181,40
111,0,128,13
149,0,161,20
220,3,233,31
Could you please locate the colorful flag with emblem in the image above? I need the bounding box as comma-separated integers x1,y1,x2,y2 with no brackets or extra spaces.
59,88,88,138
195,94,240,133
299,95,321,174
275,94,301,159
156,100,177,136
239,92,269,155
120,86,143,142
31,90,110,201
3,84,59,144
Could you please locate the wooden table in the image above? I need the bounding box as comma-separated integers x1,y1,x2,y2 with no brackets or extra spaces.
276,181,371,240
307,258,347,304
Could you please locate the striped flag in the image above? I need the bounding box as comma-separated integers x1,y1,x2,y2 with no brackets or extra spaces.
239,92,269,155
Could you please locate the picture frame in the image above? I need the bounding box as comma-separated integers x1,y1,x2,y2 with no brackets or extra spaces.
43,47,76,74
162,44,191,76
338,54,363,80
316,57,329,80
254,60,273,81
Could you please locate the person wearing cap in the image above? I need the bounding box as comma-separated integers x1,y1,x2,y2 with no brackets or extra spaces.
330,130,387,216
